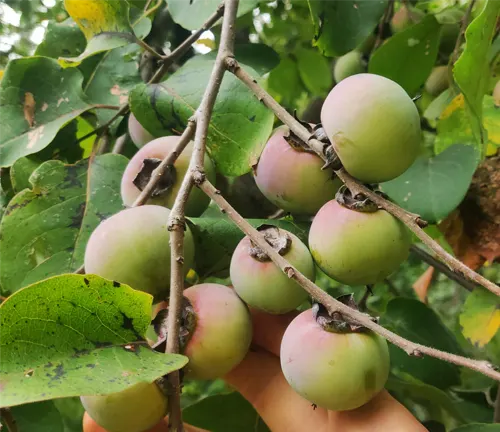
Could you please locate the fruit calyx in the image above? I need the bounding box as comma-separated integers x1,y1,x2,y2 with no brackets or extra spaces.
152,297,197,352
249,225,292,262
335,185,379,213
133,158,177,197
312,295,378,334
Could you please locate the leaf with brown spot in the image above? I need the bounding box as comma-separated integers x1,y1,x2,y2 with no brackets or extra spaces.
23,92,36,128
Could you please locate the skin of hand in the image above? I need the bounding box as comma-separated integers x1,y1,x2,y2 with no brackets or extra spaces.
223,309,428,432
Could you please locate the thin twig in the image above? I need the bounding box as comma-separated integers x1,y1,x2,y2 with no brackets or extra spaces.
225,59,500,298
495,386,500,422
91,104,121,111
136,36,164,59
410,245,476,291
373,0,394,52
164,2,239,431
0,408,17,432
131,121,196,207
112,133,128,155
199,178,500,382
150,2,226,84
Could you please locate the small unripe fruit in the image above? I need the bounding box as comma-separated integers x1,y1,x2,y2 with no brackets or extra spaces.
230,227,315,314
121,136,216,216
128,113,155,148
182,283,252,379
321,74,421,183
84,206,195,301
390,5,424,33
425,66,449,97
254,126,341,215
334,51,365,83
81,382,168,432
493,80,500,107
280,309,390,411
309,200,410,285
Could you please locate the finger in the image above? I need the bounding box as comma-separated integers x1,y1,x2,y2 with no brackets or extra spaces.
327,391,427,432
249,309,297,356
225,349,329,432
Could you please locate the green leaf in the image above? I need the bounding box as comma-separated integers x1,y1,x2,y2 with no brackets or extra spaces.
381,298,463,389
380,145,478,224
0,274,187,407
369,15,441,95
295,47,333,96
267,56,303,105
453,0,500,157
0,154,128,296
308,0,387,57
451,425,500,432
129,55,274,176
83,44,142,125
60,0,151,66
10,156,43,193
168,0,258,31
386,376,467,424
8,401,65,432
460,288,500,348
183,392,270,432
435,94,500,155
188,216,309,279
0,57,92,168
34,19,86,59
223,44,280,76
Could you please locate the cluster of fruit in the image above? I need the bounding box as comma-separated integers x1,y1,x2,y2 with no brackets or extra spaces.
82,73,421,432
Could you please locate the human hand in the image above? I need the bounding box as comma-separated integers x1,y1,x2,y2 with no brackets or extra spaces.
224,309,427,432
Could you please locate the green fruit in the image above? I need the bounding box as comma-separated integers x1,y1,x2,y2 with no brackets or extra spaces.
334,51,365,83
128,113,155,148
320,73,421,183
280,309,390,411
425,66,450,97
254,126,341,215
230,227,315,314
308,199,410,285
121,136,216,217
84,205,195,301
81,382,168,432
181,283,252,379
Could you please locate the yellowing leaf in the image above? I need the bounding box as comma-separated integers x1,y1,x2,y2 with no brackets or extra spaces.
64,0,133,41
61,0,151,66
460,288,500,347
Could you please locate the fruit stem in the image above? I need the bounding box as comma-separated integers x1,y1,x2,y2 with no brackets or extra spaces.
225,58,500,298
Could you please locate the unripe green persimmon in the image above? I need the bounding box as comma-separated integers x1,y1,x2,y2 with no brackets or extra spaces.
230,228,315,314
334,51,365,83
425,66,449,97
280,309,390,411
309,200,410,285
254,126,341,215
121,136,216,216
182,283,252,379
320,74,421,183
81,382,168,432
128,113,155,148
84,206,195,301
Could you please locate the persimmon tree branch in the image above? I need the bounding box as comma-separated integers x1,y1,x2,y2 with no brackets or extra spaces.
163,1,239,431
150,2,225,84
197,178,500,382
225,59,500,298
